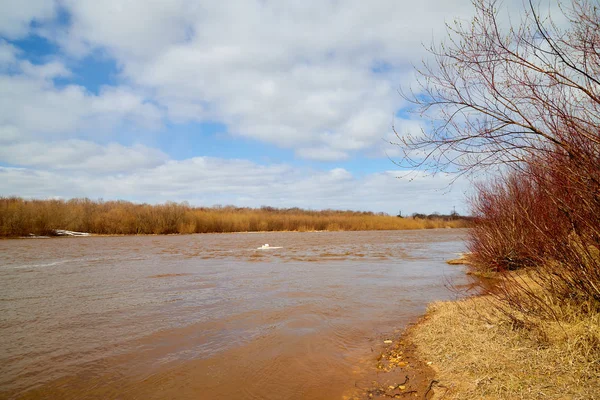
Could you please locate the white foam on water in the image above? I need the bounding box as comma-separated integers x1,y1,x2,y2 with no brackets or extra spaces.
6,259,73,270
257,244,283,250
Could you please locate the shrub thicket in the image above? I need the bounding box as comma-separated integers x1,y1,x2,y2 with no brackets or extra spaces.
399,0,600,315
469,148,600,308
0,197,470,237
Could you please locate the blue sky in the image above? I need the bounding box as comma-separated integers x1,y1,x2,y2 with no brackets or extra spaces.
0,0,482,214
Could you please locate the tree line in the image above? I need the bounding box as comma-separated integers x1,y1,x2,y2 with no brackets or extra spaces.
0,197,470,237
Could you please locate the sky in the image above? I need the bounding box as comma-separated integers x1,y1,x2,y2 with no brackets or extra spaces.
0,0,487,215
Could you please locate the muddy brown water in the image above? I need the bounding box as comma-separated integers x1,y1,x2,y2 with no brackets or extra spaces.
0,229,475,399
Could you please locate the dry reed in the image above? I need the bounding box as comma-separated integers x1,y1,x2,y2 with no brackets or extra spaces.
0,197,470,237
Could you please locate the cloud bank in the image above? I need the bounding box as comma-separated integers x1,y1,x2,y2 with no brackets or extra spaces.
0,0,483,214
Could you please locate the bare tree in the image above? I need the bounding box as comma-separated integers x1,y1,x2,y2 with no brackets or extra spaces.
395,0,600,311
396,0,600,176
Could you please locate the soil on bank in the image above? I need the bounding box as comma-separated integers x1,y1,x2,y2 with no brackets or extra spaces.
352,333,439,399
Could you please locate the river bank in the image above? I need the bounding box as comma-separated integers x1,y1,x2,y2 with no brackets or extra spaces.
353,252,599,400
0,197,470,238
392,277,600,399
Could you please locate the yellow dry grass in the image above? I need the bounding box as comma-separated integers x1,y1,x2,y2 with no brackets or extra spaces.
0,197,471,237
410,288,600,399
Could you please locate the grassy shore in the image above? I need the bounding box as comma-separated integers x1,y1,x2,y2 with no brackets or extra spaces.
0,197,470,237
405,272,600,400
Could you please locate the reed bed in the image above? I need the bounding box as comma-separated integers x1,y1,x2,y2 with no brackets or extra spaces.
0,197,470,237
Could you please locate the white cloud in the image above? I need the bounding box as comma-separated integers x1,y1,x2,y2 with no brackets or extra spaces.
0,167,72,197
19,60,71,79
37,0,478,160
0,0,57,39
0,0,491,212
0,56,167,177
0,140,168,173
0,158,471,214
0,125,20,144
0,61,162,140
0,40,20,66
295,147,350,162
57,0,198,59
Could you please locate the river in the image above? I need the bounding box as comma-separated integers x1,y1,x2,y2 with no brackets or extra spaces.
0,229,473,399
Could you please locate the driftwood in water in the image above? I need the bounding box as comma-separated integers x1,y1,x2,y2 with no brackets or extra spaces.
51,230,91,237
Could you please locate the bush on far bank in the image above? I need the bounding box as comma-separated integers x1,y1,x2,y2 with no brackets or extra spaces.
0,197,471,237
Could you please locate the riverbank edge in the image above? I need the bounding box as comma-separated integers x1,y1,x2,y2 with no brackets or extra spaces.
4,226,469,240
399,284,600,399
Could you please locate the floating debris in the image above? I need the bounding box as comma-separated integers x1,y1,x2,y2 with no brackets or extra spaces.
257,243,283,250
446,252,472,265
52,230,91,237
21,234,51,239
